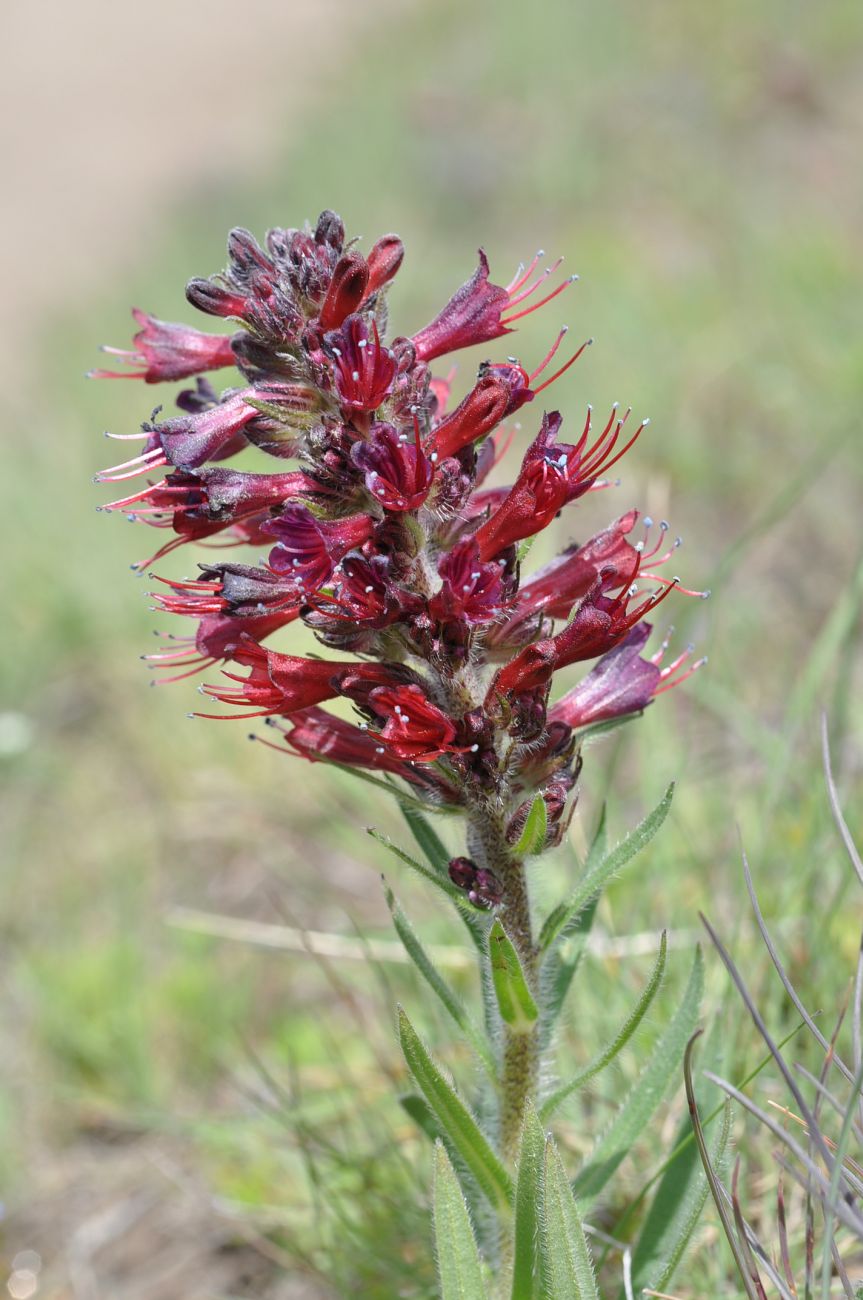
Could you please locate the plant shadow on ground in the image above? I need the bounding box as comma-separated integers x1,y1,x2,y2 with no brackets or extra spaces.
2,0,862,1294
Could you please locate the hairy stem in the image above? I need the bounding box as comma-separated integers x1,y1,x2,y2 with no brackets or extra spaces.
468,806,540,1163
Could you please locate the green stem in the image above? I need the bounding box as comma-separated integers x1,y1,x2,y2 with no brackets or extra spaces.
468,808,540,1163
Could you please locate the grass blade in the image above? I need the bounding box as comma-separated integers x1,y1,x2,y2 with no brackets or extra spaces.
629,1097,731,1295
398,1007,513,1215
433,1142,489,1300
539,784,674,952
385,883,497,1082
540,1138,599,1299
490,918,539,1033
541,931,667,1120
511,1102,546,1300
573,945,704,1203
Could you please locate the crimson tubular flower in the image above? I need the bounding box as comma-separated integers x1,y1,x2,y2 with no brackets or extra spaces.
94,207,705,858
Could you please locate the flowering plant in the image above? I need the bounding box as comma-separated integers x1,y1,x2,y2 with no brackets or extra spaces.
94,211,710,1297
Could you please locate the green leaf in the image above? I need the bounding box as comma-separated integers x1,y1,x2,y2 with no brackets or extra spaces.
540,808,606,1036
489,919,539,1033
368,828,464,902
541,931,667,1120
511,1102,546,1300
385,884,497,1082
541,895,600,1044
539,783,674,952
514,794,548,856
332,762,446,810
433,1142,489,1300
540,1139,599,1299
399,1091,440,1143
398,800,451,875
572,945,704,1204
398,1007,513,1215
394,804,493,958
629,1099,731,1296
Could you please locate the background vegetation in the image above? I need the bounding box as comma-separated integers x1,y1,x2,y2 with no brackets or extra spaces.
2,0,862,1294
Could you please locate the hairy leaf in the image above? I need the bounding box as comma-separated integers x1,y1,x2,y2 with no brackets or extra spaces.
511,1102,546,1300
573,945,704,1203
489,918,539,1033
515,794,548,857
540,1138,599,1299
398,1007,513,1215
433,1142,489,1300
539,784,674,952
541,931,667,1119
386,884,496,1081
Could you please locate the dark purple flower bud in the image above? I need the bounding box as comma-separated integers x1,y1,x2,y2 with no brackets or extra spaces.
314,209,345,251
351,423,434,512
185,278,249,320
448,856,478,890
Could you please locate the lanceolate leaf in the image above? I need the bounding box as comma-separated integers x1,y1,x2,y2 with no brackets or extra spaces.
433,1143,489,1300
368,828,463,902
399,1092,441,1143
541,931,668,1120
385,884,497,1081
398,1007,513,1215
489,918,539,1033
398,800,452,876
540,1139,600,1299
572,945,704,1204
540,808,607,1036
539,784,674,952
511,1103,546,1300
515,794,548,857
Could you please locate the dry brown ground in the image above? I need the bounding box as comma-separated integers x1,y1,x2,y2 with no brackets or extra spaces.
0,3,411,1295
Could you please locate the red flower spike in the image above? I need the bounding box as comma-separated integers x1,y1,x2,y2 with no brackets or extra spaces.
549,566,678,670
278,705,418,776
430,363,533,460
102,468,311,538
94,391,266,482
90,309,236,384
486,639,557,702
508,511,640,622
473,411,572,560
351,423,434,512
412,249,578,363
473,408,646,563
326,315,396,413
549,623,705,730
429,540,504,626
200,642,398,719
150,563,304,620
318,251,370,331
365,235,405,297
264,506,375,594
369,684,463,763
143,609,297,685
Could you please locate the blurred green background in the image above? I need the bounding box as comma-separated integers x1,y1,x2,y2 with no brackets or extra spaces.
2,0,862,1295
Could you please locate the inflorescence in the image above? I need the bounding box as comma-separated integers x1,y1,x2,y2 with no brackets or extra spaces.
93,210,706,898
